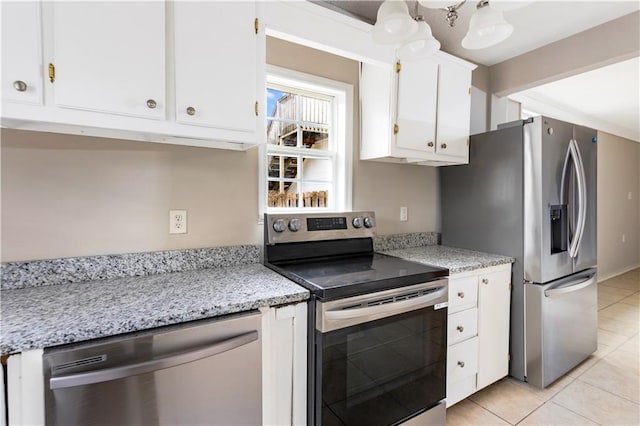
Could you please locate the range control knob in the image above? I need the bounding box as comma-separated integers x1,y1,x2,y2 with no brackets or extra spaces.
272,219,287,233
288,218,301,232
363,216,375,228
352,217,363,228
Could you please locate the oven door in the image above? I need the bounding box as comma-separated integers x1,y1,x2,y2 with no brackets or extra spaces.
315,281,448,426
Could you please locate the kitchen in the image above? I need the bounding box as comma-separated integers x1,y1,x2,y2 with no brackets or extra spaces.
1,1,639,425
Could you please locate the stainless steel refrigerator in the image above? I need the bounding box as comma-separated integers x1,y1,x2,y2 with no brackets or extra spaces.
441,116,597,388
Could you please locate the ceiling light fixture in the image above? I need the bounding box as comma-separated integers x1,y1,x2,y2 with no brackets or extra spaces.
373,0,532,53
373,0,441,60
461,0,514,50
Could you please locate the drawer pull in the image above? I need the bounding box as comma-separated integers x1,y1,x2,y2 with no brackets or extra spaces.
482,278,489,284
457,291,464,298
457,325,464,332
458,361,465,368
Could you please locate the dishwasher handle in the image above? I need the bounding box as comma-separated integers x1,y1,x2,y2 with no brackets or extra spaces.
50,330,258,390
544,273,596,298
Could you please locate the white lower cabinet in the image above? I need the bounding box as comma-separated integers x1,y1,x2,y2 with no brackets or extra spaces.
262,303,307,426
446,264,512,407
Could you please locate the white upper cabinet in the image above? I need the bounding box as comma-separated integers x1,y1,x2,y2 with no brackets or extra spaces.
360,53,476,166
1,1,43,105
51,1,165,119
436,59,473,159
174,1,258,134
1,1,264,150
395,59,438,153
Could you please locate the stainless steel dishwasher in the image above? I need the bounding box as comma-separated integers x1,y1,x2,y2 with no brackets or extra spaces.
43,311,262,426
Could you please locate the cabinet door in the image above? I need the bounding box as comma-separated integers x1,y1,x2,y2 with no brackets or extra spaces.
1,1,43,105
51,2,165,119
395,58,438,153
436,60,471,159
477,268,511,389
174,1,258,133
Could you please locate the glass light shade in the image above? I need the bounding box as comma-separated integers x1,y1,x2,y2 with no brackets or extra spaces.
418,0,456,9
461,5,514,50
397,21,441,60
490,0,535,12
373,0,419,44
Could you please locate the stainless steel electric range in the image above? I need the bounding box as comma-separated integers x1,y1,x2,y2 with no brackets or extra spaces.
263,211,449,426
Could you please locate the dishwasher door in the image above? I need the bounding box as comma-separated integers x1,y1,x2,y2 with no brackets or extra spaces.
525,269,597,388
43,311,262,426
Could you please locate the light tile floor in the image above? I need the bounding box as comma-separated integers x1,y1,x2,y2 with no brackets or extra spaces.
447,268,640,425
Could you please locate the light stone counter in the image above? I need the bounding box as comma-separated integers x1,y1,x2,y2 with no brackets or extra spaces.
382,245,514,274
0,264,308,354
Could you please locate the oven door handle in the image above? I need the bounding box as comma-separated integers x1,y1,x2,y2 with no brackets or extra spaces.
324,287,447,321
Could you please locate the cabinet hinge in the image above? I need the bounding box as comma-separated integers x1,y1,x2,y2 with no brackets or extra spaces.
393,124,399,134
395,61,401,73
509,282,513,291
255,101,259,116
468,87,471,95
466,138,469,146
48,63,55,83
508,353,511,361
254,18,259,34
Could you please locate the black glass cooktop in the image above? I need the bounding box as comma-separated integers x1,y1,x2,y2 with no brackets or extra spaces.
268,253,448,301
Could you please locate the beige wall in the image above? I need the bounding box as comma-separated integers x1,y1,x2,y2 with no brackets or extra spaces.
597,132,640,280
0,37,439,262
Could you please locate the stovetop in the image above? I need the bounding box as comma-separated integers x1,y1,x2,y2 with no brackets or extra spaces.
263,211,448,300
267,252,448,301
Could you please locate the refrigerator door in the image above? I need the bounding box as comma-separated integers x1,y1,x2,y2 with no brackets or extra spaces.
572,125,598,272
525,268,597,388
523,116,574,284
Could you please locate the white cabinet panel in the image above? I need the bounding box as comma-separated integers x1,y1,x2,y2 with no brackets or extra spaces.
477,268,511,390
447,336,478,384
436,60,471,159
1,1,43,105
174,1,258,132
51,1,165,119
448,275,478,314
395,59,438,153
448,307,478,346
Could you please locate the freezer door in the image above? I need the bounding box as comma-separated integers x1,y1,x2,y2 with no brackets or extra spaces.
524,116,574,283
572,125,598,272
525,269,597,388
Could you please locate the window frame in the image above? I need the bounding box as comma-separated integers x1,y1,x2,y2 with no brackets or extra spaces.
259,65,353,219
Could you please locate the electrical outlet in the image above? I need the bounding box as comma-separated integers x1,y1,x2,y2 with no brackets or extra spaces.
622,234,626,243
169,210,187,234
628,192,633,200
400,206,408,222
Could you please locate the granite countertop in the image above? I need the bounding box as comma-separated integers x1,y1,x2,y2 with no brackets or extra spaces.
0,264,309,355
381,245,514,274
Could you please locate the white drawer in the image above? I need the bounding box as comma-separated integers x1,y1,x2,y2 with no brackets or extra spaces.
446,373,477,407
448,308,478,346
448,276,478,314
447,336,478,384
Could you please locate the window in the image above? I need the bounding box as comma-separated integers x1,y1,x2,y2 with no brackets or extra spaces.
260,66,352,215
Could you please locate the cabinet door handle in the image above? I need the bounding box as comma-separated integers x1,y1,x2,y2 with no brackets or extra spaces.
146,99,157,109
186,106,196,116
427,141,434,147
457,291,464,298
458,361,465,368
482,278,489,285
440,143,447,149
13,80,27,92
457,325,464,332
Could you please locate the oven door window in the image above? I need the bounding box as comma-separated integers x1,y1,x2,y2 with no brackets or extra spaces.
317,306,447,426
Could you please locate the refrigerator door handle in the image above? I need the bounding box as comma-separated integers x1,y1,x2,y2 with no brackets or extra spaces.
572,139,588,257
561,139,582,258
544,272,596,297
